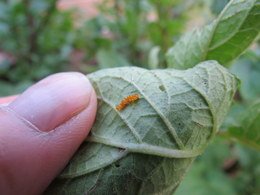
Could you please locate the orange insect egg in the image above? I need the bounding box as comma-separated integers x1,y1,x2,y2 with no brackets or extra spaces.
116,94,140,111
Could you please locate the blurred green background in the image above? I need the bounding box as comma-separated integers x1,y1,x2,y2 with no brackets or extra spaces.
0,0,259,194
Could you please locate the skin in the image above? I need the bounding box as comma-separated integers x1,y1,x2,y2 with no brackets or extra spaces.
0,95,17,105
0,72,97,195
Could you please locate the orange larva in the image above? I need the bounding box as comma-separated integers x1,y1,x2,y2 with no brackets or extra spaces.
116,94,140,111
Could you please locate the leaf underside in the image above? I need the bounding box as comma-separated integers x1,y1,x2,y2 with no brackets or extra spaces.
46,61,237,195
166,0,260,69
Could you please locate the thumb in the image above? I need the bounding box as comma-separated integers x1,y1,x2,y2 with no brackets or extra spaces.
0,73,97,195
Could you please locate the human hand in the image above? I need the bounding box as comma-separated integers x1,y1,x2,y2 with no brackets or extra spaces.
0,73,97,194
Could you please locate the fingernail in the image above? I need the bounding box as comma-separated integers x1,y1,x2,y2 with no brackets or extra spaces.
9,72,93,132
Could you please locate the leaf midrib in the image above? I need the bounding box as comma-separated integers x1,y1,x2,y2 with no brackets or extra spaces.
87,136,204,158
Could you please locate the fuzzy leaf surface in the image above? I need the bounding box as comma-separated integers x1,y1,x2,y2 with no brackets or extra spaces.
46,61,237,195
226,100,260,150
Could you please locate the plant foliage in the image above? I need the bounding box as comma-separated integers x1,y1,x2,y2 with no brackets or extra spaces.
166,0,260,69
46,61,237,194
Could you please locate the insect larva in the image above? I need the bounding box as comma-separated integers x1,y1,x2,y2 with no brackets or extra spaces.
116,94,140,111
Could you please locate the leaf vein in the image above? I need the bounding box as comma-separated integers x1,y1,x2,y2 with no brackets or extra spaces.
120,76,185,149
177,77,217,140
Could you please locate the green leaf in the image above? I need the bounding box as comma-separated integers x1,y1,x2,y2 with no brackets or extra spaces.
166,0,260,69
230,50,260,101
221,102,246,130
225,100,260,150
176,137,260,195
46,61,237,194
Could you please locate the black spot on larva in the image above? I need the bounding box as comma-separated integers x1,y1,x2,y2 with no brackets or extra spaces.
115,163,120,168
